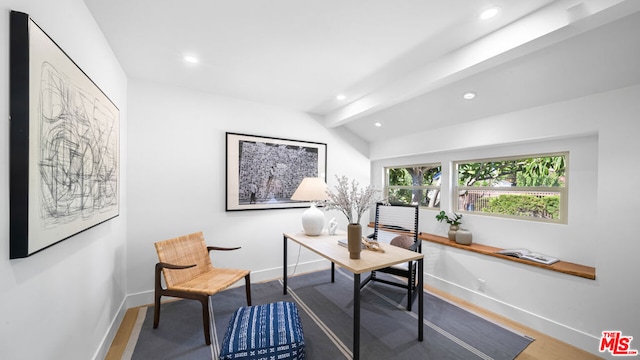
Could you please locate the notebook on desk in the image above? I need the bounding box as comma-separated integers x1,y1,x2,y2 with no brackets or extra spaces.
337,239,365,249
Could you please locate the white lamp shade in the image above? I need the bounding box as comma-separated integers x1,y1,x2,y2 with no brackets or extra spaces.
290,177,329,201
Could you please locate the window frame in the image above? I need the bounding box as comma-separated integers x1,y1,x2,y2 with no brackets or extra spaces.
453,152,568,224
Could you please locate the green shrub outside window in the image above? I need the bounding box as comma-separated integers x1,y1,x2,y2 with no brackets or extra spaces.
455,153,567,223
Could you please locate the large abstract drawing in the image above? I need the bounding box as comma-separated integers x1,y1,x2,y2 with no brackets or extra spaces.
226,133,327,211
38,62,118,225
10,11,120,258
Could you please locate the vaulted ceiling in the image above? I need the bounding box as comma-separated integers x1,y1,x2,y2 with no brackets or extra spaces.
84,0,640,142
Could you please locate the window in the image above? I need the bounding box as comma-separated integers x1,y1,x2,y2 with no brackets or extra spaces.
385,164,441,207
455,153,567,223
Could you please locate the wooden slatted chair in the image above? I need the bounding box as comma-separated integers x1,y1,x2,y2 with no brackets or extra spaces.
153,231,251,345
363,202,420,311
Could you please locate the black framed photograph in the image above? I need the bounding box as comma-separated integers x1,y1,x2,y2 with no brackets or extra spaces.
10,11,120,259
226,132,327,211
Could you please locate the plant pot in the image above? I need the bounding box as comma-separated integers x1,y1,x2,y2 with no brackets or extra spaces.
448,225,459,241
455,228,473,245
347,223,362,259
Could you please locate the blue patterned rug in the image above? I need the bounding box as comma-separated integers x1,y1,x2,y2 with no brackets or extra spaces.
125,268,533,359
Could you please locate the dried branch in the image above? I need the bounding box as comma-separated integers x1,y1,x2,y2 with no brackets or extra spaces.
325,175,379,224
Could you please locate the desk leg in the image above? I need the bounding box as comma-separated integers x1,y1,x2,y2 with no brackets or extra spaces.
331,262,335,283
283,235,288,295
353,273,360,360
418,258,424,341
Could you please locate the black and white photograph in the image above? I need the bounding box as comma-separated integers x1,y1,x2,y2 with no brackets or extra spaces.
226,132,326,211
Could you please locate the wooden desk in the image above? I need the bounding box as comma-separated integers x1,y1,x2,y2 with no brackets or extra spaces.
283,231,424,360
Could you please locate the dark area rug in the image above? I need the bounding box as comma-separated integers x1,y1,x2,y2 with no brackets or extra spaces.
128,269,533,359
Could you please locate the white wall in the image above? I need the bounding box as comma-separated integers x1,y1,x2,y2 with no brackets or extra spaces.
369,85,640,358
125,79,370,305
0,1,128,360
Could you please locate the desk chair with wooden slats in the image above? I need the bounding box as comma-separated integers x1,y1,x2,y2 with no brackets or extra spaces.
153,231,251,345
363,202,420,311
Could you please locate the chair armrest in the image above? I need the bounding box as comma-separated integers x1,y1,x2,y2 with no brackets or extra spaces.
408,241,420,252
155,262,196,291
366,233,375,239
156,262,196,271
207,246,241,252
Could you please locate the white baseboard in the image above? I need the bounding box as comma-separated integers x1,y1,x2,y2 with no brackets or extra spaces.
126,258,331,308
424,272,602,357
92,297,128,360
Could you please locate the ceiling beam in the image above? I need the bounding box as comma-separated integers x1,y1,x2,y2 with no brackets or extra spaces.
323,0,637,128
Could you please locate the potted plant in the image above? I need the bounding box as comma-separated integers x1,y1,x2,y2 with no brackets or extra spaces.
325,175,379,259
435,211,463,241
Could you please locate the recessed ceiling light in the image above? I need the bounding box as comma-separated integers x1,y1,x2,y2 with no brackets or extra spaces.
336,94,346,101
183,55,199,64
479,7,500,20
463,92,476,100
374,122,382,127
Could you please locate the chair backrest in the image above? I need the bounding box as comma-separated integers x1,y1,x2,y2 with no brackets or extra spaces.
373,202,420,252
154,231,214,287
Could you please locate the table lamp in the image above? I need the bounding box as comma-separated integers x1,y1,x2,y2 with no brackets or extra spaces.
290,177,329,236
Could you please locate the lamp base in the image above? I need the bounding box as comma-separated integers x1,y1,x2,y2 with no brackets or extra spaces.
301,204,324,236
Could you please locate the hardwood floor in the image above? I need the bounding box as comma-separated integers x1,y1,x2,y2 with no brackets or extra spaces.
105,285,602,360
105,306,141,360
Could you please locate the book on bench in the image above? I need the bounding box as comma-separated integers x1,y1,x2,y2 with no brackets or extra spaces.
496,249,559,265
